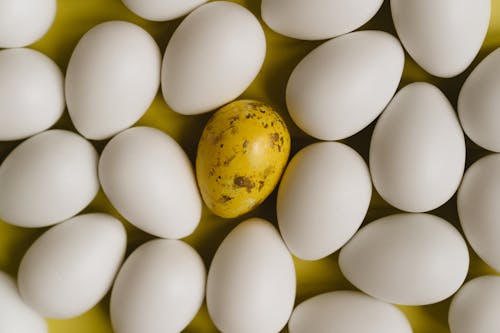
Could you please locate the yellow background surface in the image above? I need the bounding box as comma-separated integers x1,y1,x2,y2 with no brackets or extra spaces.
1,0,500,332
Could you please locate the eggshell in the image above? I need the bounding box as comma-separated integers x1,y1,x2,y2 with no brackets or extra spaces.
0,48,64,141
110,239,206,333
449,275,500,333
458,48,500,152
457,154,500,272
261,0,384,40
391,0,490,78
0,130,99,228
369,82,465,212
286,30,404,140
17,213,126,319
121,0,207,21
161,1,266,115
277,142,371,260
0,0,56,48
99,126,201,239
66,21,161,140
0,271,47,333
289,290,412,333
206,218,296,333
339,214,469,305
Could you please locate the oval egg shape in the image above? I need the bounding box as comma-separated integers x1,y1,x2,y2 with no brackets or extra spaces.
370,82,465,212
121,0,207,21
110,239,206,333
391,0,490,78
286,30,404,140
261,0,384,40
66,21,161,140
99,126,201,239
277,141,371,260
0,271,47,333
17,213,126,319
0,48,64,141
207,218,296,333
339,213,469,305
0,129,99,228
458,48,500,152
161,1,266,115
289,291,412,333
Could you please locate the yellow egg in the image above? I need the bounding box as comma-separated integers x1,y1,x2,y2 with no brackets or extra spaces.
196,100,291,218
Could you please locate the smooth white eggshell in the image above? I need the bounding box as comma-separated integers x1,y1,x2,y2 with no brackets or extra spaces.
277,142,371,260
0,271,47,333
99,126,201,239
370,82,465,212
339,213,469,305
121,0,207,21
261,0,384,40
207,218,296,333
286,30,404,140
110,239,206,333
17,213,126,319
391,0,490,78
289,291,412,333
161,1,266,115
0,130,99,228
66,21,161,140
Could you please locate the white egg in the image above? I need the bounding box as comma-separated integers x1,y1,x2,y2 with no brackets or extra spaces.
0,48,64,141
457,154,500,272
0,0,56,48
66,21,161,140
277,142,371,260
261,0,384,40
110,239,206,333
286,30,404,141
458,48,500,152
0,271,47,333
207,218,296,333
339,213,469,305
391,0,490,78
17,213,126,319
449,275,500,333
0,130,99,228
369,82,465,212
161,1,266,115
99,126,201,239
121,0,207,21
289,290,412,333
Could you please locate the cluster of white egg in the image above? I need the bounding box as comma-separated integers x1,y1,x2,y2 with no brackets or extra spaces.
1,0,500,333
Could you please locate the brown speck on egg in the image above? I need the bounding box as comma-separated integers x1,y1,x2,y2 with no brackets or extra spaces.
233,176,255,193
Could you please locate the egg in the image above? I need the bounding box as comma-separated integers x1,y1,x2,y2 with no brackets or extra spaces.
369,82,465,212
289,291,412,333
196,100,290,218
110,239,206,333
0,48,64,141
0,0,56,48
339,213,469,305
286,30,404,140
66,21,161,140
17,213,126,319
206,218,296,333
0,130,99,228
121,0,207,21
0,271,47,333
99,126,201,239
277,142,371,260
261,0,384,40
449,275,500,333
161,1,266,115
458,48,500,152
457,154,500,272
391,0,490,78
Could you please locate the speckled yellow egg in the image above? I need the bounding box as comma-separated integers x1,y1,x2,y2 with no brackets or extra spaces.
196,100,291,218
